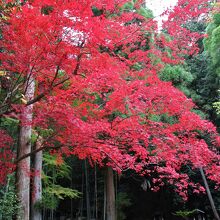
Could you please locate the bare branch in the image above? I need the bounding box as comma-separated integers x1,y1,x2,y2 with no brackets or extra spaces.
15,145,60,164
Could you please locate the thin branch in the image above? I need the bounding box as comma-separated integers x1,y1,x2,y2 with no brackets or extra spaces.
199,167,220,220
93,142,130,172
26,93,45,106
26,51,85,106
73,53,83,75
26,76,70,105
15,145,60,164
50,65,60,87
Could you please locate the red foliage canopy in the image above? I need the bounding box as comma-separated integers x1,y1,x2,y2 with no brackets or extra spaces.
0,0,219,198
0,130,14,185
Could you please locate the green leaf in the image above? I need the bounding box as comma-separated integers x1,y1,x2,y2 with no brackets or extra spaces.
45,184,80,200
137,7,154,19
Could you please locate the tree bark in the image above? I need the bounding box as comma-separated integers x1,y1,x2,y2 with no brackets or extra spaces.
199,167,220,220
31,136,43,220
85,160,91,220
106,167,116,220
103,174,106,220
16,74,35,220
95,164,98,220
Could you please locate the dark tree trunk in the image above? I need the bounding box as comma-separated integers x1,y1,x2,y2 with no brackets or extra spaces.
92,164,98,219
103,173,106,220
85,160,91,220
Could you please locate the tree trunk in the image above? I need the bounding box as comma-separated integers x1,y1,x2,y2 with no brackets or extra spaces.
71,161,74,220
199,167,220,220
80,164,84,219
103,174,106,220
31,135,43,220
17,74,35,220
95,164,98,220
106,167,116,220
85,160,91,220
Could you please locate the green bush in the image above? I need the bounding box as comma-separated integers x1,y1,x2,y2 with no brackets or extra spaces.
0,175,20,220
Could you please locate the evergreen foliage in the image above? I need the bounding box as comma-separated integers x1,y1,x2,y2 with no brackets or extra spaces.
40,153,80,210
0,175,20,220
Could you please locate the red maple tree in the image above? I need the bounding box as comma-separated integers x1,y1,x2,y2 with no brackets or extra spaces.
0,0,219,201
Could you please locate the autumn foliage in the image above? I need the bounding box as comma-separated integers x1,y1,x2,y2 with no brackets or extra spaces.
0,130,14,184
0,0,219,199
